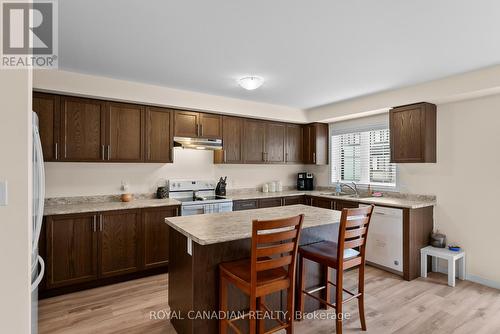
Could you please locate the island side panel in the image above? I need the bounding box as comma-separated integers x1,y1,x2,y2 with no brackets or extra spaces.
168,228,194,334
403,206,434,281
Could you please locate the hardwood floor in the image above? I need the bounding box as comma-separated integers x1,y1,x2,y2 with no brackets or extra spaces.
39,266,500,334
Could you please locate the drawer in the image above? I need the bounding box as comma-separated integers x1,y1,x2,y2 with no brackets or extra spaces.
233,199,259,211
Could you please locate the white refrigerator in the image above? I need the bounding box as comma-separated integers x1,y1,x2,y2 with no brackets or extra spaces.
31,112,45,334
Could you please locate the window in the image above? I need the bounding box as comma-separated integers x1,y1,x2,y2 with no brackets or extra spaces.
331,128,396,187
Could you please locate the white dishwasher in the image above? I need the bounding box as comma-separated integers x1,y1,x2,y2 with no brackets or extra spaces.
361,205,403,273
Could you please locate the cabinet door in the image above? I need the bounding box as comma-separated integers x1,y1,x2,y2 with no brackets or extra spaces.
174,111,199,137
390,105,423,162
99,210,141,278
233,199,259,211
303,124,315,164
258,197,283,208
106,102,144,162
199,113,222,139
265,122,286,163
33,93,60,161
283,195,306,206
142,206,178,269
310,196,334,209
390,103,436,163
286,124,303,163
220,116,243,163
335,200,359,211
60,96,106,161
243,120,266,163
45,213,98,288
145,107,173,163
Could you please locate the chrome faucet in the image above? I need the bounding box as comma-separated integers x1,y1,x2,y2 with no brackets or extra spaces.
340,182,359,197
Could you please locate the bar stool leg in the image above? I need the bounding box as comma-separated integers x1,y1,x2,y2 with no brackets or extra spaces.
335,269,343,334
258,296,265,334
286,285,294,334
297,255,305,320
358,266,367,330
323,265,330,309
219,273,228,334
250,293,257,334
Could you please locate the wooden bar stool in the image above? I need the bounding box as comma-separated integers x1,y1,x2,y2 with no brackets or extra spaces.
219,214,304,334
297,205,374,334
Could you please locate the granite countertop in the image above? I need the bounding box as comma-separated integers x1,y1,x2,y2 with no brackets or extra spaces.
165,204,341,245
44,198,181,216
226,190,435,209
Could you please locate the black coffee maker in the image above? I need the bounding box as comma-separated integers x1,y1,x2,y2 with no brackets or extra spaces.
297,172,314,190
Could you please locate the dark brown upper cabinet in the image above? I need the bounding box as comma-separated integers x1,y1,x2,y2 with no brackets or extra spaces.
243,119,267,163
174,111,222,139
215,116,243,164
33,92,60,161
106,102,145,162
303,123,328,165
390,102,436,163
286,124,303,163
199,113,222,139
265,122,286,163
60,96,106,162
145,107,173,163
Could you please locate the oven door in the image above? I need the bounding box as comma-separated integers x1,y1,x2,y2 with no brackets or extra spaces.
181,204,206,216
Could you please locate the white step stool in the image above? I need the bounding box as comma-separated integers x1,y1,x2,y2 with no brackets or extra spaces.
420,246,466,287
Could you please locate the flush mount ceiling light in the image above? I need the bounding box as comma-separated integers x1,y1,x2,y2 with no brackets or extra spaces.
237,76,264,90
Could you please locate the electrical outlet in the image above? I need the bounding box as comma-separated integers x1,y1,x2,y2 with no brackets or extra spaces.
0,181,8,206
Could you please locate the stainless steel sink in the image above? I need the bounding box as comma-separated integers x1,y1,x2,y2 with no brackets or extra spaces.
320,192,360,198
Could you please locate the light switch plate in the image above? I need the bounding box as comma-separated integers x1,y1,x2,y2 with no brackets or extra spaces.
0,181,7,206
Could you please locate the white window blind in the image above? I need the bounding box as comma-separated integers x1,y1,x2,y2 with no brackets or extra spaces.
330,115,396,187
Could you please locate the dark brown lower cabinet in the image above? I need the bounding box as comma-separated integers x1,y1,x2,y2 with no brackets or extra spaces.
258,197,283,208
335,200,359,210
45,213,98,288
233,199,259,211
283,195,306,206
99,210,141,278
42,205,179,297
142,206,178,269
309,196,335,209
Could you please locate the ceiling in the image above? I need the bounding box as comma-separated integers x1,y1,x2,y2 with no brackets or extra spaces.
59,0,500,109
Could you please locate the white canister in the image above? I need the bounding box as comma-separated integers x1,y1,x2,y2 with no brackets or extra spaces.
262,183,269,193
269,182,276,192
276,181,283,192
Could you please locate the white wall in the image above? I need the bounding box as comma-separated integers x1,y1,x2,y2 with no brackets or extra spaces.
314,94,500,286
34,70,307,123
45,149,305,197
0,70,32,333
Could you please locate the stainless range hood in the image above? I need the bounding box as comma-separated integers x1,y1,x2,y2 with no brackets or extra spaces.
173,137,223,150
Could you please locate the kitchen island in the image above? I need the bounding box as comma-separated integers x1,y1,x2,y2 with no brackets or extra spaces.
165,204,342,334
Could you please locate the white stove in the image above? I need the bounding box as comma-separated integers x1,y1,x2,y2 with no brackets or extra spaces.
168,180,233,216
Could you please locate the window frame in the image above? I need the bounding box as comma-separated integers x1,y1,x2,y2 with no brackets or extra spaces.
328,122,399,191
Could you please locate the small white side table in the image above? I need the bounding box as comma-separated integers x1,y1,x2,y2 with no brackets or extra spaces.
420,246,466,287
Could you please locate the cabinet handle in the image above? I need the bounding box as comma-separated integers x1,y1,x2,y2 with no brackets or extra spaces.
196,124,200,137
101,145,105,160
107,145,111,161
99,215,103,231
54,143,58,160
93,215,97,232
313,152,316,163
223,150,227,163
200,124,203,137
285,152,288,162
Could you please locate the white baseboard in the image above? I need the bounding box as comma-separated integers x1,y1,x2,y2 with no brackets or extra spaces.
431,260,500,290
